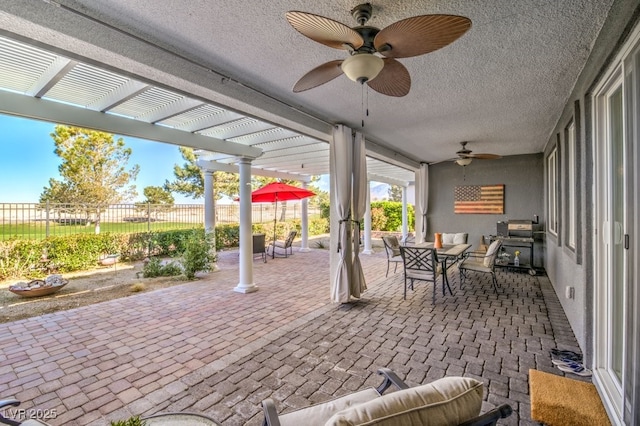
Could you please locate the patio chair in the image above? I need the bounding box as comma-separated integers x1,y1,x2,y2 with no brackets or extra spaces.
261,367,512,426
381,235,403,277
253,233,267,263
399,245,443,302
459,239,502,293
268,230,297,258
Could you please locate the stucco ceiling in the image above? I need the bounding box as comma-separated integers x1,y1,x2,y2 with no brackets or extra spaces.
0,0,615,170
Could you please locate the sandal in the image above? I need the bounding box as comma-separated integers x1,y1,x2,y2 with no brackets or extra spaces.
557,361,592,377
550,349,582,361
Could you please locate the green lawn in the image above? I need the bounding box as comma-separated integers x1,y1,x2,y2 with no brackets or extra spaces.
0,221,197,240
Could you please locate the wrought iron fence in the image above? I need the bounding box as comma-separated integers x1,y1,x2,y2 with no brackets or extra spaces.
0,202,319,240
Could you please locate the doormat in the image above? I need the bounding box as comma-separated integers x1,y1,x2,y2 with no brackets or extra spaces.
529,369,611,426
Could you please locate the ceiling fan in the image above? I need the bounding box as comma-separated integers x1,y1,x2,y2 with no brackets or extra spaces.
453,142,501,166
285,3,471,97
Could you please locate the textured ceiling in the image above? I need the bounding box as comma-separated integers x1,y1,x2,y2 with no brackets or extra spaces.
0,0,615,167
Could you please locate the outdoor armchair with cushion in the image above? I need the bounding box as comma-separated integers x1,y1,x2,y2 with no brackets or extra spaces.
268,230,297,258
381,235,403,277
261,367,512,426
458,240,502,293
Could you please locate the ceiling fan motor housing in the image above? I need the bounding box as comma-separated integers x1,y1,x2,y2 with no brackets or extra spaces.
351,3,373,26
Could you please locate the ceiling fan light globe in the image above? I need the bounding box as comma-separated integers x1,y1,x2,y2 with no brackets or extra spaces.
456,158,473,166
341,53,384,83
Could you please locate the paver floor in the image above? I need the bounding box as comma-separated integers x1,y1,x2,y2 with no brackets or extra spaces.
0,248,581,425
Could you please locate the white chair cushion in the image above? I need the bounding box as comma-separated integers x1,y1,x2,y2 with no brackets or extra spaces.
406,270,436,281
460,259,492,274
279,388,380,426
325,376,483,426
484,241,501,267
442,233,468,245
441,233,455,244
453,233,468,244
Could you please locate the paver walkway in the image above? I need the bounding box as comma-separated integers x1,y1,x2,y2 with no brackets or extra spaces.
0,248,581,425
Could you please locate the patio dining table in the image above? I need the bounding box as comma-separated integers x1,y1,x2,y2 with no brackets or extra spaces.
413,242,472,295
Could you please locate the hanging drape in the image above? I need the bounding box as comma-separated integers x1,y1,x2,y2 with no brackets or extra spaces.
351,131,367,298
418,162,429,242
330,125,353,303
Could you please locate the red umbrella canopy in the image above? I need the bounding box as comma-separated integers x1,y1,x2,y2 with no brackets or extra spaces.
251,182,315,203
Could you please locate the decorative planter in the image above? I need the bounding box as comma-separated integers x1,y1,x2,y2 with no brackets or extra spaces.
9,275,68,298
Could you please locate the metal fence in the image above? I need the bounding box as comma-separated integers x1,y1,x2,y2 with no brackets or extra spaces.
0,202,320,240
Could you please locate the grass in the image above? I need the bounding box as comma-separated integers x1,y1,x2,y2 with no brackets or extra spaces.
0,221,196,241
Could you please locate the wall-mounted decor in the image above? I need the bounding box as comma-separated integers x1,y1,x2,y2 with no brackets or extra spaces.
454,184,504,214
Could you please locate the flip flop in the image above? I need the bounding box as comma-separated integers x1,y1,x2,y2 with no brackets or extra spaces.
550,349,582,360
557,361,592,377
552,357,581,366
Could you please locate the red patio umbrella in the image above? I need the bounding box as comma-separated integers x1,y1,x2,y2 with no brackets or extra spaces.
251,182,315,258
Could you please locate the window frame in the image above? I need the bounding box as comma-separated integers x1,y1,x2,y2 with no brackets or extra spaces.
547,145,559,238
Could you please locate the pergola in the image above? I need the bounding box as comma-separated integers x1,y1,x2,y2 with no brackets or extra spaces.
0,34,417,296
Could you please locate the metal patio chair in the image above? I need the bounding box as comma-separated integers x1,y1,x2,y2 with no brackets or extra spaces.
381,235,403,277
268,230,297,258
399,245,444,302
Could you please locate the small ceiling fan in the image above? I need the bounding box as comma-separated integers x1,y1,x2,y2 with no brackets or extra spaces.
453,141,501,166
285,3,471,97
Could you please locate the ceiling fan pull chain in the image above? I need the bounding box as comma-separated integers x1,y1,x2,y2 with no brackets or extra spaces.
366,85,370,118
361,83,365,128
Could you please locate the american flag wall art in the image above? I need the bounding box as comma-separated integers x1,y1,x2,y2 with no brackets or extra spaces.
454,184,504,214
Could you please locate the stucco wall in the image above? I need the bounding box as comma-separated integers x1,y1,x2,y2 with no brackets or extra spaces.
541,0,640,355
428,153,544,266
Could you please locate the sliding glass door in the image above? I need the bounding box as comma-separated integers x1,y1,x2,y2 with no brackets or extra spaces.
593,30,639,425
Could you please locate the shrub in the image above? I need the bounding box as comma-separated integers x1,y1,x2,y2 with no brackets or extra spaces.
371,207,387,231
309,217,329,235
142,257,182,278
181,230,217,280
0,239,46,280
215,224,239,250
370,201,415,232
130,282,146,292
110,416,146,426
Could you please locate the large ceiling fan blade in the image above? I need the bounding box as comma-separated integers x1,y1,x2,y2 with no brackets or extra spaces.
374,15,471,58
467,153,502,160
293,60,344,92
366,58,411,97
286,11,364,50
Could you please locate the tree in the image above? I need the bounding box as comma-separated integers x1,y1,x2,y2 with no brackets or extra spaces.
388,185,402,202
164,147,239,200
39,125,139,233
136,186,175,220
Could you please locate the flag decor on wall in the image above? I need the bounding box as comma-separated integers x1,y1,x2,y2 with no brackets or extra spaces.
454,184,504,214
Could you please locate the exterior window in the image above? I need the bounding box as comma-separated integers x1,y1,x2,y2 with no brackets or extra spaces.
547,148,558,236
567,122,576,249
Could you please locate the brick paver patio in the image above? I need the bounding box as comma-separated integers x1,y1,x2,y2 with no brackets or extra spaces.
0,247,581,425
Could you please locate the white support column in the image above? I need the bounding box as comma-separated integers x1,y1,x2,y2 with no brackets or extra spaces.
414,169,423,244
300,181,310,252
234,158,258,293
363,180,373,254
203,169,219,271
402,186,408,242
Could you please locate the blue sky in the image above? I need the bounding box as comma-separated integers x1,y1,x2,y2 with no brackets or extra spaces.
0,114,204,204
0,114,334,204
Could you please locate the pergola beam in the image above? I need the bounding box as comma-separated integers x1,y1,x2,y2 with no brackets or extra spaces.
196,159,312,183
0,90,263,159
